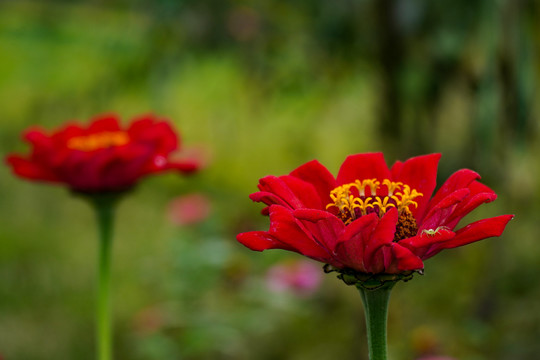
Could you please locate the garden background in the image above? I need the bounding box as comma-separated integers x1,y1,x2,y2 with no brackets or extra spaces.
0,0,538,359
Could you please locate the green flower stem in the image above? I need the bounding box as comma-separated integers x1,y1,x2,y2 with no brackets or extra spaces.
89,195,120,360
357,282,396,360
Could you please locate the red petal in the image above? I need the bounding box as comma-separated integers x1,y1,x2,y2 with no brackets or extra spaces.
363,208,398,271
399,228,455,249
280,175,323,209
390,153,440,222
382,245,393,270
391,243,424,272
289,160,337,206
342,212,379,244
24,129,51,146
250,191,295,209
100,150,153,190
259,176,315,209
269,206,333,260
127,116,158,143
87,114,122,132
294,208,332,222
420,188,470,230
77,144,150,190
293,209,345,252
443,181,497,228
426,169,480,212
336,153,391,185
423,215,514,258
5,155,59,182
51,123,85,146
163,160,200,173
128,116,178,154
333,213,378,272
237,231,294,251
24,130,58,163
399,228,456,259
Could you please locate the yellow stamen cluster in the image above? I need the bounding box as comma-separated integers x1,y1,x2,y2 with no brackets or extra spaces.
326,179,423,224
67,131,130,151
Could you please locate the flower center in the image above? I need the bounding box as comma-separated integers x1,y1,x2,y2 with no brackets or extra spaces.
326,179,422,241
67,131,130,151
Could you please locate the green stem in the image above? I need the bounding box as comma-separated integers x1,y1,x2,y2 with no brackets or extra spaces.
89,195,120,360
357,282,396,360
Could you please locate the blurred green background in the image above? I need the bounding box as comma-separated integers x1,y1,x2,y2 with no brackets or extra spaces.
0,0,538,359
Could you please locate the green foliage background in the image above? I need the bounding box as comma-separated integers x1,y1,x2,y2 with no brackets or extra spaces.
0,0,538,359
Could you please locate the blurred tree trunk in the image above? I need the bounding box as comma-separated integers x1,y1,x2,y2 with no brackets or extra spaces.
499,0,531,152
375,0,404,142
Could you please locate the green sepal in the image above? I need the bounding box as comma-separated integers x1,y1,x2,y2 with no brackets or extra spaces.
323,264,423,290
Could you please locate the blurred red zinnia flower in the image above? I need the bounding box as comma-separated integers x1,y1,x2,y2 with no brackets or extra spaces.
6,113,199,193
237,153,513,275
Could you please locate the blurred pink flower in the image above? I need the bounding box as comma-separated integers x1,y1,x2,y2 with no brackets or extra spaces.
167,193,212,226
266,260,322,297
417,357,457,360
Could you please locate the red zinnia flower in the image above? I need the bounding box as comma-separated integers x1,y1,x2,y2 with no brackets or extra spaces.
6,113,199,193
237,153,513,276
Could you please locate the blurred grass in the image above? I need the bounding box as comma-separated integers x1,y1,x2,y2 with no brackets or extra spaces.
0,0,538,359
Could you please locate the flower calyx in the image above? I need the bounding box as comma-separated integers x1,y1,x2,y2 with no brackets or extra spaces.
323,264,423,290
